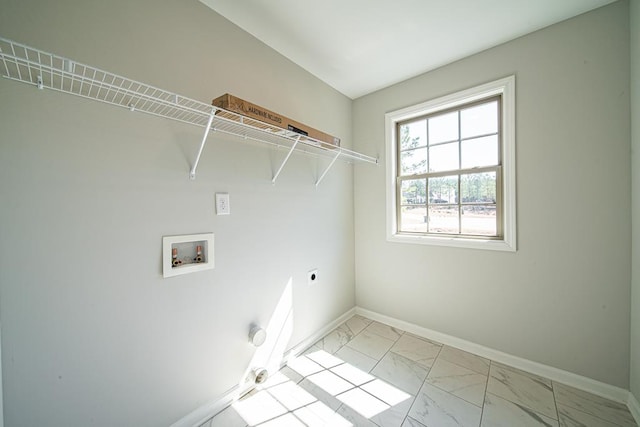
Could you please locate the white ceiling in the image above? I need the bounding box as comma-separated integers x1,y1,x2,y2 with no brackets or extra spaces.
200,0,617,99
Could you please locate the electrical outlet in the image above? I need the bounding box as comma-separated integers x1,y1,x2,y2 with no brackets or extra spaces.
216,193,230,215
308,269,318,286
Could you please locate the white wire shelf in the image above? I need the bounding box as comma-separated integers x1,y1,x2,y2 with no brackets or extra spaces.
0,36,377,183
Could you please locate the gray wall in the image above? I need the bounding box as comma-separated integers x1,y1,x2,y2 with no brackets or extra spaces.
353,1,631,388
631,0,640,405
0,1,357,426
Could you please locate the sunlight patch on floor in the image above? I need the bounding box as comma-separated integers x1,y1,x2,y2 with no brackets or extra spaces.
287,350,411,419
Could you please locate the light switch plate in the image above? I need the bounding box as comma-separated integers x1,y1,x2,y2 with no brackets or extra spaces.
216,193,230,215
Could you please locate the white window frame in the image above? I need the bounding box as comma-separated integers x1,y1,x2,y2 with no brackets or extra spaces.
385,75,516,251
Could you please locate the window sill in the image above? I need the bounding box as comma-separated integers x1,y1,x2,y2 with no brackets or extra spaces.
387,232,516,252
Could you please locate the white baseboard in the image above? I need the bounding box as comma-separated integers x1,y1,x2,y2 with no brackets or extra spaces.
629,392,640,425
356,307,630,405
170,307,356,427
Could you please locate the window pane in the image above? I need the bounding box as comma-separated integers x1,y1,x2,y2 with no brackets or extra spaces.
429,142,458,172
428,205,459,234
428,111,458,144
461,135,499,169
428,175,458,204
401,179,427,205
400,147,428,175
400,206,427,232
461,205,497,236
461,101,498,139
460,172,496,203
399,120,426,150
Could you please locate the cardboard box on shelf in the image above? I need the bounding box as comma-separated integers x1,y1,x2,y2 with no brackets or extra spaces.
212,94,341,148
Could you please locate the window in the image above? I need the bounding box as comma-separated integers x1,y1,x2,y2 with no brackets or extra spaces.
385,76,516,251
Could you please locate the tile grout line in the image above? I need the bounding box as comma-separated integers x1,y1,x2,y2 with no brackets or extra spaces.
355,318,493,427
351,320,406,427
328,318,415,427
349,321,404,373
291,360,360,423
437,345,492,376
428,346,493,410
551,380,561,423
478,359,494,427
314,317,401,424
401,343,445,427
552,383,632,427
420,344,494,411
342,319,422,427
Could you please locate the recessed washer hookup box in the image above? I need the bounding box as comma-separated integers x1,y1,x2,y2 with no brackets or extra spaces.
212,93,341,148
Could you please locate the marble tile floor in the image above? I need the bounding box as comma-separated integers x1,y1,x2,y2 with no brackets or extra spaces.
202,315,637,427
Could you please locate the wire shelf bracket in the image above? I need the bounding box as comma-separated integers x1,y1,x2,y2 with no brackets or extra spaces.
271,135,300,184
315,150,341,187
190,111,215,180
0,36,378,183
